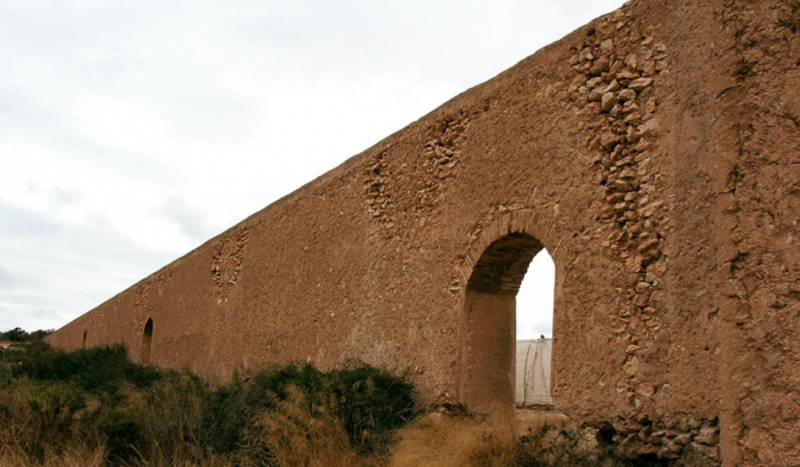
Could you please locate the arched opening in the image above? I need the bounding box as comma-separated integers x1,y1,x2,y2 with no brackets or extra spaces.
460,233,555,411
82,330,87,349
141,318,154,365
515,250,555,407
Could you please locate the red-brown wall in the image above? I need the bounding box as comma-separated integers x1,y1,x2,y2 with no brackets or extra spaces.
49,1,800,464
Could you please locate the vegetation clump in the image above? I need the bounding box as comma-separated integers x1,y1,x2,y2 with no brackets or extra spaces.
0,332,416,466
1,330,634,466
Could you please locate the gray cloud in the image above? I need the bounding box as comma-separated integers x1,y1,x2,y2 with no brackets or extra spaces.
0,202,63,237
162,195,216,240
26,183,83,207
0,268,16,289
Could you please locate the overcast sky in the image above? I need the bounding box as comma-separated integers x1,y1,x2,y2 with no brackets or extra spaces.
0,0,624,338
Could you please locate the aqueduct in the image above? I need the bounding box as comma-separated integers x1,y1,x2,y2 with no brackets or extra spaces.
48,0,800,464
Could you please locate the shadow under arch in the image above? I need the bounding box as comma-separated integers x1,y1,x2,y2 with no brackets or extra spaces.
459,232,552,411
141,318,154,365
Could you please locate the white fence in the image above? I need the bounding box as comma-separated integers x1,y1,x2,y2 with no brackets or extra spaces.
515,338,553,406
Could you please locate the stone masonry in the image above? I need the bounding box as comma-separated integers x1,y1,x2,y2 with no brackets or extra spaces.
48,0,800,464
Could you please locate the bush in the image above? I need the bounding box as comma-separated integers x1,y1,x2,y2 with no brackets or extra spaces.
0,328,52,342
14,344,161,392
0,341,417,466
325,364,417,454
206,363,416,457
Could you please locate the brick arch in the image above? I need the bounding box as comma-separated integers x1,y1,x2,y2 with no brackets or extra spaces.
457,209,560,411
466,233,544,295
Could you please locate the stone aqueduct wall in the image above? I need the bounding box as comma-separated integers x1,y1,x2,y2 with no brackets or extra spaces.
49,0,799,464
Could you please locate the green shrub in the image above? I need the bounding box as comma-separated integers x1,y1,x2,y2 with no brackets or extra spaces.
325,364,417,454
0,327,52,342
14,344,161,392
204,363,416,458
0,339,417,466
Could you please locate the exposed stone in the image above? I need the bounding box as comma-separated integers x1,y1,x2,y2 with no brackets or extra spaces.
658,443,682,459
638,238,660,253
590,55,611,75
618,88,636,101
588,87,604,102
640,60,656,75
602,92,618,111
629,77,653,91
695,426,719,446
643,97,657,116
622,102,640,114
587,76,604,88
568,75,585,94
607,193,626,203
638,443,659,456
609,59,623,76
624,112,642,124
638,118,660,137
681,443,721,466
626,125,640,142
623,356,640,375
604,79,620,93
612,178,634,191
601,131,621,149
625,53,639,69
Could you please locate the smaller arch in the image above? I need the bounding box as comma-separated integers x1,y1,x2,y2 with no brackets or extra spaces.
141,318,154,365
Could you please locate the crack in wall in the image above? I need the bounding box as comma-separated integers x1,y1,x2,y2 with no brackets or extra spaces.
719,0,800,463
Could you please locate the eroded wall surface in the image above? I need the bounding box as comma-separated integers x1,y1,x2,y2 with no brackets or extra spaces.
48,0,799,464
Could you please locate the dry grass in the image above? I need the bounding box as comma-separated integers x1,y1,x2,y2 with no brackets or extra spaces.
0,445,106,467
252,386,374,467
389,405,518,467
1,343,415,466
388,407,602,467
2,340,614,466
513,407,569,434
0,405,607,467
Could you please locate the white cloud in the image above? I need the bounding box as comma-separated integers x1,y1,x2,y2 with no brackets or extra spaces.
517,250,556,339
